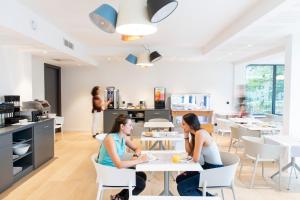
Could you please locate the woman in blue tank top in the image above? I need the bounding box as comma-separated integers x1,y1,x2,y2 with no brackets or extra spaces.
98,114,148,200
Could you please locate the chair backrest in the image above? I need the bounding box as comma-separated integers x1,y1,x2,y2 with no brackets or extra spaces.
215,118,232,131
230,126,242,140
199,152,240,187
148,118,169,122
91,154,136,187
55,116,64,125
242,136,283,160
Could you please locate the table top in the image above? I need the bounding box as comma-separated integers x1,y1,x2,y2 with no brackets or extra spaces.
136,151,203,172
141,132,184,141
229,117,259,124
144,122,174,128
240,123,281,131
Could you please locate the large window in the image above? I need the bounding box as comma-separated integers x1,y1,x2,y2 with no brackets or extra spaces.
245,64,284,115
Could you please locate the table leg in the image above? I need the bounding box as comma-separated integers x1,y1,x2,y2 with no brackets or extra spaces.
159,171,174,196
271,162,292,178
149,141,159,150
159,141,165,150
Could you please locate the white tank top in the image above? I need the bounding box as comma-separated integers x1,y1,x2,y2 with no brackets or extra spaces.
198,130,222,165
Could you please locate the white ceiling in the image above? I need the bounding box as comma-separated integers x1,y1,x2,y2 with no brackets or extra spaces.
4,0,300,65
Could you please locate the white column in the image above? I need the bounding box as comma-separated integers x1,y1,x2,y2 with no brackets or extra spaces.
283,34,300,137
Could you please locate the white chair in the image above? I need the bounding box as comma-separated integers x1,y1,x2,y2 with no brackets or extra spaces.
215,118,233,136
228,126,243,153
199,152,240,200
54,116,64,137
239,136,283,189
91,154,136,200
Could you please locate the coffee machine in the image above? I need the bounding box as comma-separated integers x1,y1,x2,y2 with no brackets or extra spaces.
154,87,166,109
104,87,119,109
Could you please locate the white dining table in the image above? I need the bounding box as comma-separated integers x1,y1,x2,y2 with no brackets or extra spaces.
136,151,203,196
144,121,175,128
229,117,260,124
143,122,175,150
239,123,281,132
264,135,300,189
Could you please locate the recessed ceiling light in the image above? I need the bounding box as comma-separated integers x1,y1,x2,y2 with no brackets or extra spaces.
247,44,253,48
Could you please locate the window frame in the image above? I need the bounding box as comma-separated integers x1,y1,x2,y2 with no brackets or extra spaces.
246,64,284,115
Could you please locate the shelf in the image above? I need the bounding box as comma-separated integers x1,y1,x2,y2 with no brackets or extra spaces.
13,164,33,182
13,151,32,162
13,138,32,145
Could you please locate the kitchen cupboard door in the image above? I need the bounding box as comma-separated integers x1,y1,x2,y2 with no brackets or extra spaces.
0,134,13,192
33,119,54,168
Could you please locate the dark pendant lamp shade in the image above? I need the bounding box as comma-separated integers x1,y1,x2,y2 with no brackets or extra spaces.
89,4,117,33
150,51,162,63
125,54,138,64
147,0,178,23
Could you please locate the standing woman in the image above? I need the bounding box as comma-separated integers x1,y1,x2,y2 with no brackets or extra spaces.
91,86,110,138
176,113,223,196
98,114,148,200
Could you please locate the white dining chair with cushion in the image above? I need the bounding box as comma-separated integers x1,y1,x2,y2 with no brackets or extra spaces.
199,152,240,200
239,136,283,189
91,154,136,200
54,116,64,137
215,118,233,136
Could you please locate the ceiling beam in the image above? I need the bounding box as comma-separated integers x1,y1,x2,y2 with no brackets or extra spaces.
201,0,286,55
233,45,285,65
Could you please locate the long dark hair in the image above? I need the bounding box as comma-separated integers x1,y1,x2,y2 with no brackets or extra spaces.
183,113,201,150
91,86,99,96
110,114,130,133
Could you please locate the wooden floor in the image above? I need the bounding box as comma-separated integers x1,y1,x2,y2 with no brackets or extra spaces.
0,132,299,200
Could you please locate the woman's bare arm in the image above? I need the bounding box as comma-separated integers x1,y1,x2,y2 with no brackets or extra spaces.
125,136,141,155
192,131,205,162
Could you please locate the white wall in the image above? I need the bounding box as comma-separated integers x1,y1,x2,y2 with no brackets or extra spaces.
32,55,45,100
0,46,46,103
61,61,234,132
0,46,33,102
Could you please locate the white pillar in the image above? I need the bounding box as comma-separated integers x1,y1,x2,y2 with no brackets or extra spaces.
283,34,300,137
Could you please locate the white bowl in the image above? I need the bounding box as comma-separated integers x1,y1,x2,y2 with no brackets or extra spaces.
13,143,30,155
19,119,28,125
48,113,56,118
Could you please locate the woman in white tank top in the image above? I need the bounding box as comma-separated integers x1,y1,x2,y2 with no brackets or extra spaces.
176,113,223,196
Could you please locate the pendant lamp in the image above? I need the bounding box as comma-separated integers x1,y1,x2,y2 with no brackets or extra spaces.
150,51,162,62
125,54,138,64
116,0,157,36
147,0,178,23
121,35,144,42
89,4,117,33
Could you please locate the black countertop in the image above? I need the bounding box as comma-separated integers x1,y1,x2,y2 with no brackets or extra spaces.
0,119,53,136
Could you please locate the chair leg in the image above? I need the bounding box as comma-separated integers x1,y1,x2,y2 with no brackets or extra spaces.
250,159,259,188
228,138,233,152
239,159,243,178
96,184,102,200
221,188,225,200
262,162,264,177
231,184,237,200
278,160,281,191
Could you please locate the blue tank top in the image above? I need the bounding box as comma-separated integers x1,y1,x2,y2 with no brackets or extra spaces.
97,134,126,167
